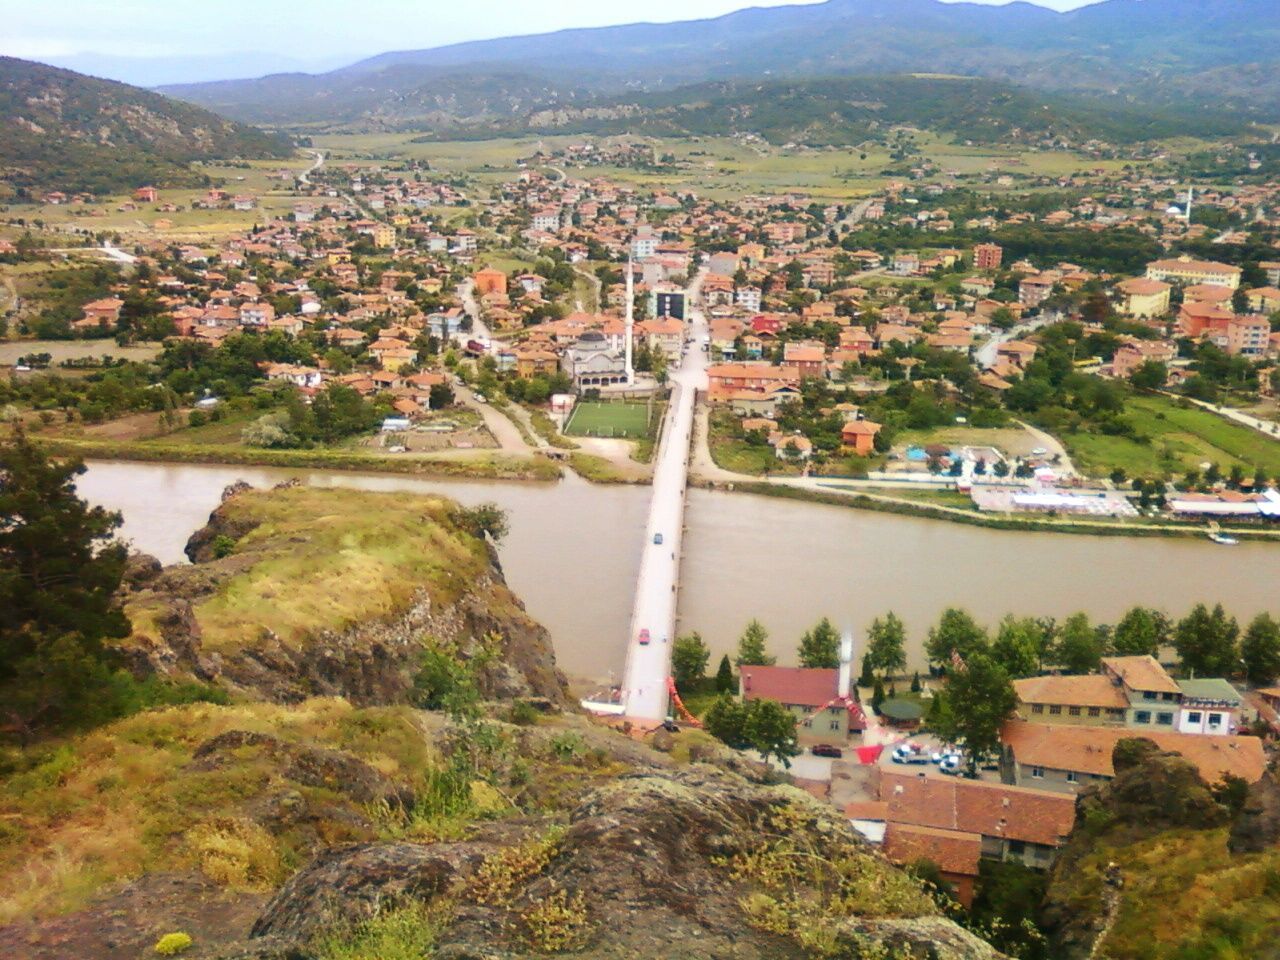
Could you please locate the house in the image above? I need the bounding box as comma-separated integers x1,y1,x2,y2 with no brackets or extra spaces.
774,434,813,460
1116,278,1172,318
736,286,762,312
841,420,882,455
1111,340,1177,378
75,297,125,332
1175,679,1243,736
1146,256,1242,290
232,195,256,211
738,665,860,745
1000,720,1266,794
1246,287,1280,314
995,341,1037,369
264,363,324,388
880,771,1076,871
1014,675,1130,727
782,342,826,379
473,268,508,297
1018,275,1055,307
882,823,982,907
133,186,158,203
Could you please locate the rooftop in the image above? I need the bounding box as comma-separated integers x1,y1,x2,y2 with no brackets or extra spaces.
1013,674,1128,710
881,770,1076,847
739,665,839,708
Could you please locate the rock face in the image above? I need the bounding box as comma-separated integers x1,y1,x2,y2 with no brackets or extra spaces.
120,484,567,706
219,765,1005,960
1230,768,1280,854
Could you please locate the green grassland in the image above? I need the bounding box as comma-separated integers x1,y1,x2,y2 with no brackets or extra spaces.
564,401,652,439
1062,394,1280,479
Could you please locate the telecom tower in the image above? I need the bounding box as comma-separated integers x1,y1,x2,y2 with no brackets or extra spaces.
624,255,635,384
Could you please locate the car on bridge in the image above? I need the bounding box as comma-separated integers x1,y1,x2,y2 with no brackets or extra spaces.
653,532,664,545
638,628,651,646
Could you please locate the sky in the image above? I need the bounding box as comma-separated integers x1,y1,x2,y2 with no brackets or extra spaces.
2,0,1097,82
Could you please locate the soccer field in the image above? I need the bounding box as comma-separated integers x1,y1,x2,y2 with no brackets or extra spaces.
564,401,652,439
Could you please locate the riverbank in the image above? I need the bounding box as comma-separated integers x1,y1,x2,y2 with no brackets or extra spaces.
722,479,1280,542
36,436,563,482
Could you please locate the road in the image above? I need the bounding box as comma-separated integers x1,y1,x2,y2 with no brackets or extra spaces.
47,242,138,265
457,280,495,347
974,311,1059,369
618,272,709,721
299,150,325,185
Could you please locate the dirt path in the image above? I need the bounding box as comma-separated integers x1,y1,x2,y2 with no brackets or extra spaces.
453,385,532,455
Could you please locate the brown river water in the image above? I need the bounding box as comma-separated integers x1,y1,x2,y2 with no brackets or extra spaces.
78,461,1280,684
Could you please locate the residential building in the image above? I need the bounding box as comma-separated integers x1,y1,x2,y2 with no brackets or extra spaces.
738,665,858,744
1116,277,1172,318
1013,675,1129,727
1176,679,1243,736
1019,275,1055,307
882,823,981,907
880,771,1076,871
1000,720,1266,794
74,297,125,331
841,420,883,455
473,267,508,297
973,243,1003,271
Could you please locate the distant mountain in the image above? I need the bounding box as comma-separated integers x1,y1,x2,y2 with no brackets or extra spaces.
0,57,293,196
41,52,359,88
160,0,1280,133
416,75,1248,146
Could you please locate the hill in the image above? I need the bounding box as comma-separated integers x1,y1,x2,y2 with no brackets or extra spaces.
422,75,1247,146
0,57,293,196
160,0,1280,132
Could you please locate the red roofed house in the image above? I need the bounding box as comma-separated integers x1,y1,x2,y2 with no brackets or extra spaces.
739,664,862,744
882,823,982,907
841,419,883,455
74,297,125,332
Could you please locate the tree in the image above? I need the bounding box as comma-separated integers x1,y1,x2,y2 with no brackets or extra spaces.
798,617,840,669
990,616,1043,679
933,652,1017,777
735,619,776,667
925,608,988,666
1174,603,1239,678
743,698,801,768
0,432,131,735
1129,360,1168,390
1242,613,1280,685
865,612,908,678
1054,612,1105,675
1112,607,1165,658
715,654,736,694
704,695,800,768
672,632,710,690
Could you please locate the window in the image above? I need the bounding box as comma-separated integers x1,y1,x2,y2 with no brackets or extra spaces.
1069,706,1081,716
1143,691,1157,701
1187,711,1202,724
1209,713,1223,727
1088,707,1101,717
1008,841,1026,855
1157,712,1173,726
1031,704,1044,714
1048,705,1062,715
829,720,841,731
803,719,812,728
1134,710,1151,724
1066,771,1078,783
1031,766,1045,779
1163,692,1177,702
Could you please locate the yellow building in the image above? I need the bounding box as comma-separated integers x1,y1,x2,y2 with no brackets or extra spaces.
1115,277,1172,318
1146,256,1241,290
372,224,397,249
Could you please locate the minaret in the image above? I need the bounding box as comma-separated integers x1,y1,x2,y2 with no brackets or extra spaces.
1185,186,1194,225
624,255,635,384
838,629,855,700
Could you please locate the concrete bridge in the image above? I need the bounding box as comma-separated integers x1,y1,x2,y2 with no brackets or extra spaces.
586,273,708,722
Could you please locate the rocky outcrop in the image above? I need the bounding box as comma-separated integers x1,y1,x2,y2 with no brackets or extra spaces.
120,483,567,706
1230,767,1280,854
217,765,1002,960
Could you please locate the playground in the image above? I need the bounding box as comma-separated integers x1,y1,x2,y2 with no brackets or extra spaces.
564,401,653,439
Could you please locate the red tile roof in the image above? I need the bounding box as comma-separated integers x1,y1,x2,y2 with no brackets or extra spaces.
883,822,982,878
740,666,839,708
881,770,1076,847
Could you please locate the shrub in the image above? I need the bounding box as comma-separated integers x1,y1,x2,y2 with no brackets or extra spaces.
211,534,237,559
508,700,540,726
154,932,193,956
519,888,592,954
466,827,565,905
186,818,283,889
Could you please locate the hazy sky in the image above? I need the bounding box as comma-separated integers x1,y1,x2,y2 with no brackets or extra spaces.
4,0,1096,62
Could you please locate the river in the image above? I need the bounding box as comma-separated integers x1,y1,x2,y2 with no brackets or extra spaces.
78,460,1280,683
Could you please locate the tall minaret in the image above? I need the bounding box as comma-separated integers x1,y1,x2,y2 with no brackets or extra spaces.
1185,186,1194,225
624,255,635,384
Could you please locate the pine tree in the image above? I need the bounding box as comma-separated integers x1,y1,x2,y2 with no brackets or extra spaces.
866,612,908,678
715,654,736,694
1175,604,1239,678
1242,613,1280,685
1054,613,1105,675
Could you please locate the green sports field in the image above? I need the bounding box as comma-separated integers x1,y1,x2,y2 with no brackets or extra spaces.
564,401,652,439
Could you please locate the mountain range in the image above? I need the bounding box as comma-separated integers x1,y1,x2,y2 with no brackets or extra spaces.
157,0,1280,133
0,58,293,196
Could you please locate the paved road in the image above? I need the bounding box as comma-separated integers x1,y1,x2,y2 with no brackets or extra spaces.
298,150,325,185
457,280,495,347
974,311,1059,369
619,272,709,721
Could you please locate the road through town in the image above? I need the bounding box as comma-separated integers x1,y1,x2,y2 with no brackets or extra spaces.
619,273,708,721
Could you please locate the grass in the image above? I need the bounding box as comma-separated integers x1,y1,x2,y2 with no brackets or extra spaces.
564,401,652,440
1062,827,1280,960
0,698,437,922
146,486,489,654
567,452,637,484
26,434,563,481
1062,393,1280,479
527,408,578,450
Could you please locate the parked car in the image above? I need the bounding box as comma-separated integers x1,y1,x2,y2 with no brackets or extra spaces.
811,744,843,758
939,755,964,775
474,393,488,404
638,628,651,646
891,743,930,765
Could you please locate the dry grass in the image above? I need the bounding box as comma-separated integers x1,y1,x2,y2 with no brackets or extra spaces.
0,699,437,922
